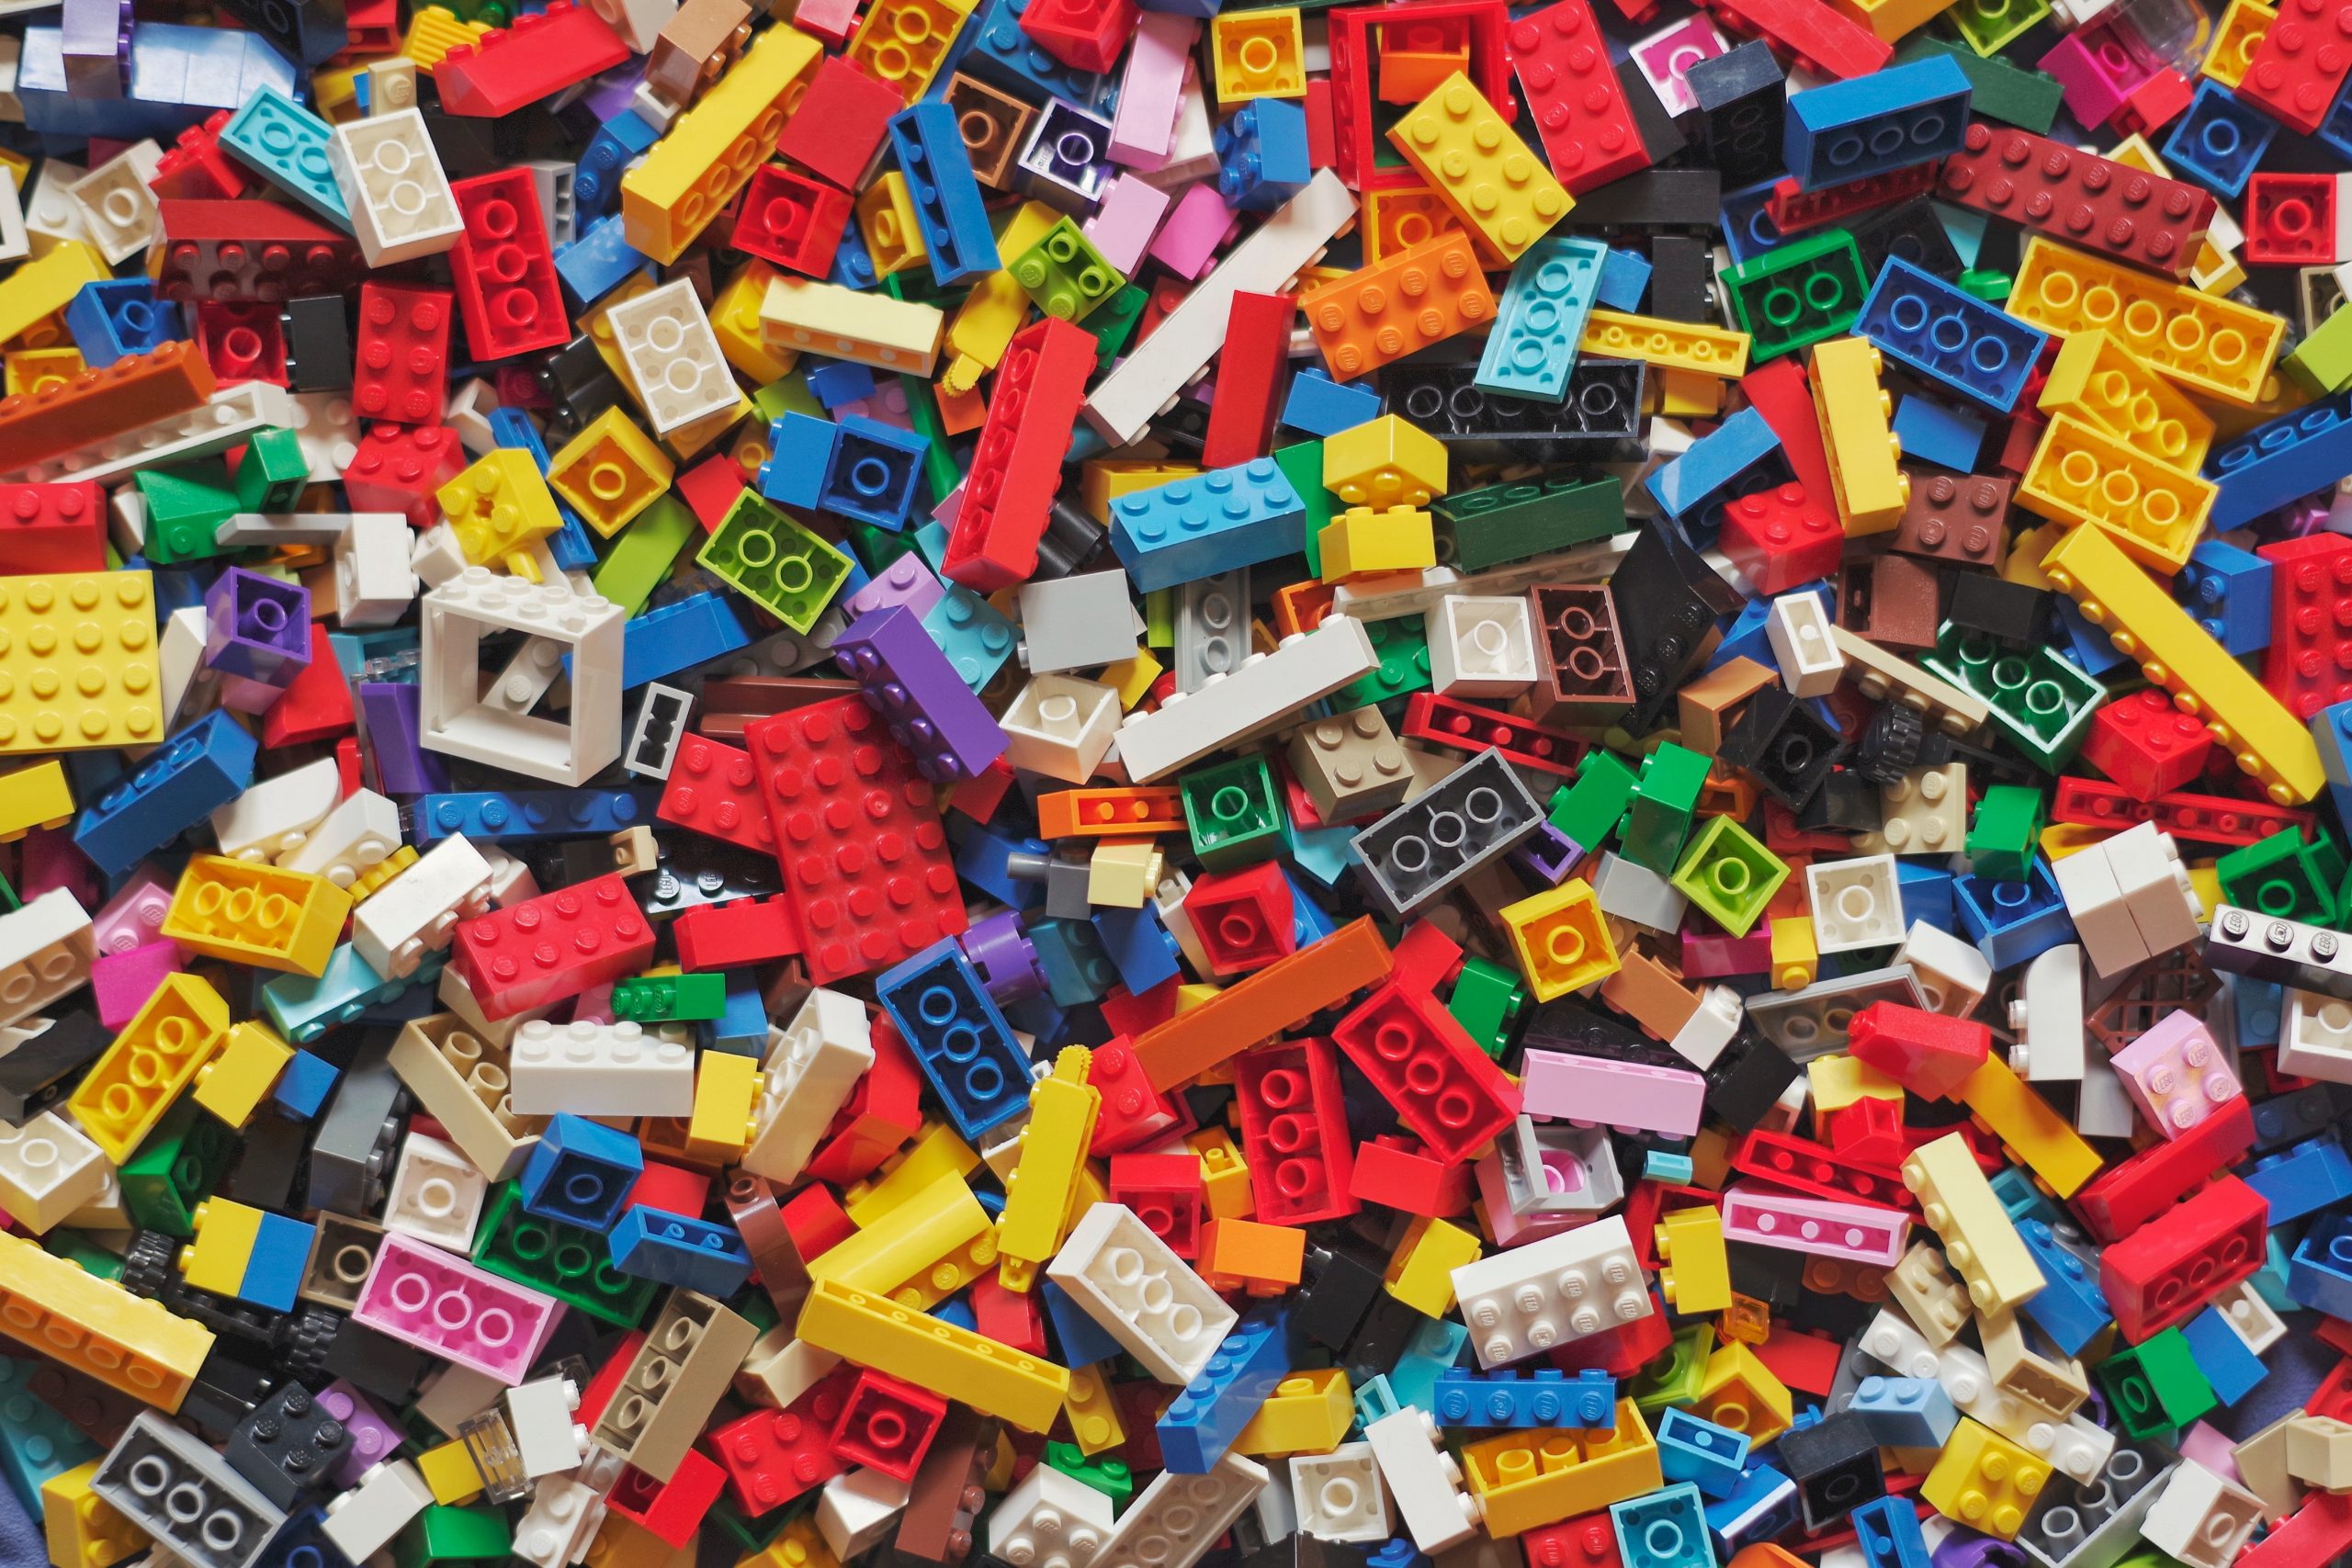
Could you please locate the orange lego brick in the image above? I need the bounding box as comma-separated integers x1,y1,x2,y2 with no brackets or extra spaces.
0,343,219,473
1202,1217,1307,1285
1135,917,1393,1090
1298,231,1497,378
1035,785,1187,839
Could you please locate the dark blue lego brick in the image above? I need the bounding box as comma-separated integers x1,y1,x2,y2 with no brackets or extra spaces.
1783,54,1971,191
1155,1305,1296,1473
2162,81,2275,197
74,710,258,877
821,416,930,529
890,101,1001,287
876,938,1034,1141
519,1113,645,1232
610,1207,755,1297
1092,905,1182,995
1856,255,2046,412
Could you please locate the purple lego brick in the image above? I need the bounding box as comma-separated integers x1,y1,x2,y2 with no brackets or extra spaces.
359,682,450,795
1510,822,1583,886
962,908,1046,1004
831,604,1010,784
204,566,311,713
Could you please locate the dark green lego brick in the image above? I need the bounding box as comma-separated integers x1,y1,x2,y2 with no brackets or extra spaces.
121,1100,237,1237
233,427,311,513
1621,742,1713,874
1448,957,1524,1061
1435,475,1625,573
2220,826,2337,925
1898,36,2063,132
395,1506,509,1568
1726,230,1869,362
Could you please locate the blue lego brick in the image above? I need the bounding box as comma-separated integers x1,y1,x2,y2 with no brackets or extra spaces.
1092,905,1182,995
1108,458,1309,592
808,364,877,409
2288,1213,2352,1317
821,415,930,529
1431,1369,1615,1428
2179,1303,2269,1406
1285,870,1337,945
1890,396,1986,472
1954,860,2074,968
762,412,839,511
1847,1377,1956,1449
1367,1543,1424,1568
2052,595,2128,675
17,23,296,139
2178,537,2273,656
890,101,1001,287
1043,1277,1124,1366
1705,1465,1800,1559
1656,1408,1752,1497
262,944,441,1044
1612,1483,1715,1568
1156,1305,1295,1473
2207,388,2352,530
2248,1134,2352,1221
74,710,257,877
1355,1372,1401,1431
929,1295,978,1331
2324,73,2352,162
413,788,660,846
487,407,596,567
1477,236,1607,403
704,976,767,1058
951,822,1047,908
1597,245,1653,310
237,1212,315,1312
272,1050,338,1119
2236,976,2286,1046
960,0,1114,114
1385,1317,1469,1414
1031,917,1117,1007
220,85,348,227
830,223,880,290
622,592,752,687
1709,597,1781,671
556,213,652,310
1720,183,1788,266
1645,1150,1695,1184
2015,1215,2109,1357
1856,256,2045,412
1215,97,1312,213
1645,407,1792,530
2164,81,2275,197
876,939,1034,1141
1784,54,1972,191
64,279,186,368
1850,1495,1931,1568
1282,369,1383,438
519,1114,645,1232
610,1207,755,1296
0,1355,96,1511
575,109,658,220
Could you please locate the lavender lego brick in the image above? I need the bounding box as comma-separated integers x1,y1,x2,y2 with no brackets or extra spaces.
358,683,450,795
831,604,1010,784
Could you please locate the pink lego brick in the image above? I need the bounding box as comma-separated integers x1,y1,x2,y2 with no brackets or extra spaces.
19,827,103,911
2109,1008,2242,1139
2178,1422,2246,1483
353,1230,563,1383
795,0,859,43
92,940,185,1030
1148,182,1242,280
2039,21,2158,130
1520,1049,1705,1136
1086,175,1174,276
1625,16,1726,116
91,863,175,955
1720,1183,1910,1265
1111,13,1196,167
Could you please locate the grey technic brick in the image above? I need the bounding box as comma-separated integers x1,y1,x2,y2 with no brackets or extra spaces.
2208,905,2352,998
1743,964,1927,1059
1347,750,1542,919
2015,1447,2171,1568
94,1411,288,1568
1173,569,1251,694
305,1036,408,1214
1017,571,1142,674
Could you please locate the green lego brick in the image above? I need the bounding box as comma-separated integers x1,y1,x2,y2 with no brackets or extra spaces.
1144,587,1175,649
1275,441,1335,579
1922,621,2101,769
1084,284,1150,369
136,459,239,564
882,265,960,311
610,973,729,1022
1549,750,1639,851
232,428,311,513
1670,816,1791,937
1045,1441,1136,1508
1447,957,1525,1061
2096,1327,2215,1438
1966,784,2046,884
697,491,854,634
1958,269,2013,304
846,520,921,577
1622,742,1712,874
120,1100,236,1236
1182,754,1285,870
2287,301,2352,395
1949,0,2049,56
1632,1324,1716,1416
2219,827,2336,924
470,1184,661,1327
1725,230,1869,362
752,372,823,426
1897,38,2064,132
1011,217,1125,322
1434,474,1627,573
45,1230,124,1280
395,1506,509,1568
1331,615,1430,707
591,492,697,617
895,372,962,508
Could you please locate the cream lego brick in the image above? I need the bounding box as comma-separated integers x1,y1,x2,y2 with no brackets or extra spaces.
1114,615,1376,782
1829,626,1992,735
1669,985,1743,1071
477,843,540,907
2233,1416,2306,1525
1046,1202,1238,1384
438,966,541,1050
1980,1306,2088,1421
1592,851,1691,933
1428,596,1539,699
606,278,739,434
2280,987,2352,1085
281,790,404,889
65,141,164,265
1450,1214,1649,1369
1001,675,1123,784
2288,1416,2352,1492
504,1377,587,1480
209,757,341,864
736,1334,841,1409
819,1468,912,1561
388,1015,538,1183
1805,853,1905,953
592,1290,758,1480
329,108,464,265
291,391,363,481
1930,1338,2116,1485
1365,1410,1483,1554
1087,170,1355,445
2,380,297,486
0,169,28,266
415,1362,507,1438
2143,1461,2264,1568
354,835,494,979
2105,822,2202,955
512,1478,605,1568
1330,537,1635,623
2074,1051,2138,1140
0,1109,108,1234
741,988,875,1183
2212,1280,2287,1355
2009,945,2086,1082
214,513,365,548
1152,869,1214,976
1903,1133,2044,1314
1860,763,1968,856
759,276,945,376
336,513,422,628
508,1019,696,1117
419,570,625,787
1768,592,1846,696
321,1461,434,1561
987,1456,1116,1568
1294,1443,1393,1543
381,1130,489,1253
366,57,420,118
1888,1242,1973,1347
1096,1452,1269,1568
2053,841,2148,978
1895,920,1992,1017
0,888,93,1029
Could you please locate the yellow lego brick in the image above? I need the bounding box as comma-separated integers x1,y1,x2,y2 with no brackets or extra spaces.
2191,238,2248,297
162,855,352,977
1807,1053,1903,1111
623,23,823,263
1211,8,1307,101
1695,1341,1792,1444
1386,73,1571,264
857,171,930,278
1318,505,1436,581
438,448,562,580
1768,916,1817,990
1085,460,1205,524
1323,414,1448,507
1500,878,1619,1001
2037,328,2216,472
417,1438,485,1506
808,1168,991,1299
0,571,164,755
2203,0,2275,84
1462,1401,1663,1537
1657,367,1725,419
1233,1366,1352,1456
1903,1132,2044,1314
1579,309,1751,378
713,262,798,385
400,6,492,67
1383,1215,1482,1316
997,1047,1102,1291
6,347,85,399
0,245,109,349
66,974,231,1164
1811,335,1911,534
1922,1418,2052,1540
2041,522,2324,806
179,1197,265,1297
663,391,754,464
796,1277,1069,1433
1100,648,1163,709
41,1459,142,1568
740,1517,839,1568
2018,413,2212,573
1951,1052,2104,1201
350,844,417,903
760,276,944,376
1656,1206,1731,1315
0,760,73,840
191,1021,293,1128
941,204,1063,395
843,1122,981,1227
2009,237,2282,405
685,1051,762,1164
1188,1126,1252,1220
0,1230,213,1410
1063,1361,1126,1456
845,0,972,103
309,62,363,122
548,407,677,538
1360,186,1494,267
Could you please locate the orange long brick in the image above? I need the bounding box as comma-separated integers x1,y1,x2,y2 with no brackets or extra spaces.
1036,785,1186,839
0,342,219,469
1136,917,1393,1091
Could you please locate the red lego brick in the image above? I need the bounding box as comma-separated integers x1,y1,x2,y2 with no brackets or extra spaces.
2260,534,2352,721
1349,1134,1473,1217
1137,275,1191,341
831,1368,947,1481
2098,1173,2269,1341
452,871,656,1017
2049,774,2316,847
1524,1514,1625,1568
151,112,252,200
1200,291,1294,469
1304,79,1338,167
343,423,465,527
1185,863,1298,977
660,734,778,854
262,623,356,748
579,1328,647,1430
708,1372,853,1515
1332,980,1521,1164
2247,172,2344,265
970,1274,1047,1356
778,1182,855,1258
0,342,218,470
1846,1001,1991,1101
448,170,571,360
731,165,856,276
776,55,905,190
947,758,1016,823
1018,0,1138,73
1769,164,1939,233
1403,692,1584,775
1751,1325,1846,1396
193,301,288,387
338,0,401,56
1327,1,1515,191
805,1017,925,1184
1740,357,1838,510
2240,0,2352,134
351,282,451,425
431,0,630,116
1232,1037,1358,1225
1822,1095,1908,1168
607,1450,727,1548
675,450,748,529
625,1160,713,1217
1935,123,2213,280
2081,687,2215,800
0,482,107,574
1390,919,1466,997
1509,0,1652,195
2117,66,2194,135
1728,1127,1916,1210
941,317,1096,592
2074,1095,2256,1242
1703,0,1887,76
1718,481,1843,596
2241,1491,2352,1568
155,198,369,304
673,895,802,970
1108,1152,1205,1257
1086,1035,1187,1156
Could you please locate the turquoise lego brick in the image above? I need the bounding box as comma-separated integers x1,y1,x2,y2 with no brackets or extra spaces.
1476,236,1606,403
220,85,349,226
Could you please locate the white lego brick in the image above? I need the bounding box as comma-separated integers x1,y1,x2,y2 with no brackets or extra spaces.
0,169,27,265
0,1109,108,1234
741,988,875,1183
1805,854,1905,953
336,513,422,628
1669,985,1742,1071
987,1457,1117,1568
1364,1411,1482,1555
1,380,297,486
214,513,368,548
1293,1443,1393,1544
1001,675,1123,784
508,1019,697,1116
1768,592,1844,696
1932,1339,2116,1485
1450,1214,1650,1368
1096,1452,1268,1568
2053,839,2148,978
156,604,222,738
477,844,539,907
381,1130,488,1252
411,523,470,590
2280,987,2352,1085
511,1478,605,1568
1331,538,1634,624
1428,596,1539,699
2010,945,2086,1082
624,684,692,781
1896,920,1992,1017
504,1377,588,1480
281,790,404,889
628,80,680,130
107,483,146,560
817,1469,911,1562
2211,1280,2287,1355
0,889,94,1030
1115,615,1378,782
1858,1308,1944,1381
419,569,626,787
523,160,577,248
1592,851,1690,934
210,757,341,863
481,637,568,718
1046,1202,1238,1384
21,161,90,254
2106,822,2202,957
63,1161,126,1232
607,278,738,434
2141,1461,2263,1568
1018,572,1146,675
1251,1458,1296,1543
1151,869,1214,976
292,391,364,481
321,1461,434,1562
65,141,164,265
329,108,464,265
445,377,501,454
353,834,495,979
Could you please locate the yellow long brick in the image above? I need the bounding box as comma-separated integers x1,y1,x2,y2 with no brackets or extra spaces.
621,23,821,265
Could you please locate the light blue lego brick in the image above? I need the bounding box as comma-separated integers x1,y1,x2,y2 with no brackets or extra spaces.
1283,368,1385,437
262,944,443,1044
65,279,185,368
621,592,751,687
0,1356,96,1511
611,1207,755,1296
1612,1482,1715,1568
1645,407,1791,526
1157,1306,1295,1472
555,213,652,310
1476,235,1606,403
2179,1303,2269,1405
1215,97,1312,212
1092,905,1182,996
412,788,660,846
1856,256,2045,412
1931,200,1986,265
959,0,1115,114
521,1113,644,1230
1890,395,1986,472
2253,1231,2297,1314
1108,458,1309,592
1285,817,1357,889
2207,389,2352,529
877,939,1034,1141
890,101,1001,286
2164,81,2274,197
1645,1150,1694,1184
74,710,257,877
762,412,838,511
2179,537,2272,655
1720,182,1788,266
2234,975,2285,1046
1657,1409,1753,1498
238,1212,316,1312
575,109,658,220
1784,54,1972,191
1431,1369,1614,1428
1031,917,1117,1008
1385,1318,1468,1414
1847,1377,1956,1449
1850,1495,1932,1568
1705,1465,1800,1560
922,581,1017,690
17,24,296,139
1596,245,1653,311
272,1050,338,1119
2015,1214,2109,1356
2248,1134,2352,1222
220,85,349,227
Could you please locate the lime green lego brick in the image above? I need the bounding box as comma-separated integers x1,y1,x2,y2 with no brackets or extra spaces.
752,372,824,426
1948,0,2051,62
2287,302,2352,395
1447,957,1524,1061
1670,816,1791,937
1726,230,1869,363
1632,1324,1716,1415
591,493,698,617
1275,441,1334,579
1046,1441,1136,1508
1144,588,1175,649
120,1100,236,1237
233,428,311,513
696,491,854,634
1332,615,1430,707
1182,754,1286,871
1435,474,1627,573
1010,218,1125,322
1966,784,2046,884
1897,37,2064,132
2219,827,2336,924
1622,742,1713,874
1550,750,1639,851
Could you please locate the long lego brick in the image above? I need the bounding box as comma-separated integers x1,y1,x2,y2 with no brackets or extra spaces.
2041,523,2324,807
0,1231,213,1412
1134,916,1393,1090
1936,123,2213,280
2208,389,2352,530
2047,776,2314,846
622,23,823,264
1719,1185,1909,1265
940,316,1096,592
0,342,218,469
1113,615,1377,782
796,1277,1070,1433
1520,1051,1706,1135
